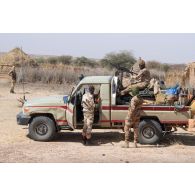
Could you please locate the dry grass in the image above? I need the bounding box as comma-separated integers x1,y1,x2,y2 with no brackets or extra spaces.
165,67,184,87
16,64,113,85
150,68,166,80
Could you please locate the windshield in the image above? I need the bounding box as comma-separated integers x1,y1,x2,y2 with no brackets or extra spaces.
69,86,75,96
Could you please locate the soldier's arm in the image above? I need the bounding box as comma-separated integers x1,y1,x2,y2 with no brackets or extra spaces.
86,98,95,108
130,97,137,111
81,95,86,107
135,69,145,80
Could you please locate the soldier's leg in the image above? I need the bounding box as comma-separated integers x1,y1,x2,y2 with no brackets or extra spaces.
120,84,136,95
122,117,131,148
10,80,15,93
82,113,88,144
133,120,140,148
121,82,147,95
85,114,94,145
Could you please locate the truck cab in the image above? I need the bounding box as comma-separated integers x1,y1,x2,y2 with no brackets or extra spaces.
17,75,193,144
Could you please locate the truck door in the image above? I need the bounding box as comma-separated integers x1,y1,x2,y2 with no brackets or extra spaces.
66,93,77,129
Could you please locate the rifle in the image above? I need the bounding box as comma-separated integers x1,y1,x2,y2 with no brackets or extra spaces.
115,66,138,91
115,66,138,76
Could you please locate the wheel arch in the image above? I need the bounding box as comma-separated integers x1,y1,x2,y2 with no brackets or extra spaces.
140,116,165,131
29,113,56,125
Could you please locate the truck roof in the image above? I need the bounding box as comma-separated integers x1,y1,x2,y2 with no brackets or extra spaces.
80,76,113,84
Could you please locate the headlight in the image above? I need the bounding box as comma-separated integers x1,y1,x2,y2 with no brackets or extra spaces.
23,106,30,113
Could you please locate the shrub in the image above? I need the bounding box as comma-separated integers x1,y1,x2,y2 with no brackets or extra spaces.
100,51,136,69
74,56,97,67
58,55,73,65
35,57,45,64
47,57,58,65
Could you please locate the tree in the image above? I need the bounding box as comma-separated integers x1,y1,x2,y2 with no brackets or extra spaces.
162,63,170,72
58,55,72,65
100,51,136,69
74,56,97,67
35,57,45,64
48,57,58,65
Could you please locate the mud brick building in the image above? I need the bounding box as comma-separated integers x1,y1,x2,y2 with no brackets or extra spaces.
187,62,195,87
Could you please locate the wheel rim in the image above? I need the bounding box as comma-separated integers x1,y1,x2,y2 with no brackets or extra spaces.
142,126,155,139
35,123,48,136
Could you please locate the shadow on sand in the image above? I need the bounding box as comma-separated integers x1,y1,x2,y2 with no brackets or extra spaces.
26,130,195,147
160,132,195,147
54,130,195,147
52,131,124,146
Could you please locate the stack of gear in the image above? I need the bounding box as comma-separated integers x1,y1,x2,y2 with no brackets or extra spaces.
165,84,180,105
155,84,181,105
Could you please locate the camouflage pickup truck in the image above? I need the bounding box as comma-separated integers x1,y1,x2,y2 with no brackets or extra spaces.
17,76,193,144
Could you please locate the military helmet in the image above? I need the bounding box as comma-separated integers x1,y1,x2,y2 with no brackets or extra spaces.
139,59,145,69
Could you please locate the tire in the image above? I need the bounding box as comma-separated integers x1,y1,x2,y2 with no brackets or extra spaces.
29,116,56,141
138,119,162,144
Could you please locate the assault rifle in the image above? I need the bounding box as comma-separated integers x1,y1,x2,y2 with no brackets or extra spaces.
115,66,138,91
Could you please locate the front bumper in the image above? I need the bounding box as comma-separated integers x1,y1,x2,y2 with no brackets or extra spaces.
17,112,31,125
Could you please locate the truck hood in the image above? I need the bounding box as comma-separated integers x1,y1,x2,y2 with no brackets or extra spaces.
24,95,68,107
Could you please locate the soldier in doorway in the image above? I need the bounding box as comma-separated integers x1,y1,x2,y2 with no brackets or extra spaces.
81,85,95,145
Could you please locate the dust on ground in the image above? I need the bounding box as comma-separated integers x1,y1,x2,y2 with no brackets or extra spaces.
0,81,195,163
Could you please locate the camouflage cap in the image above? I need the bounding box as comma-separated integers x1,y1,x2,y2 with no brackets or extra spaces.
88,85,95,94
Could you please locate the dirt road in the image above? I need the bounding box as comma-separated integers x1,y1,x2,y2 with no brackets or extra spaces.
1,82,195,163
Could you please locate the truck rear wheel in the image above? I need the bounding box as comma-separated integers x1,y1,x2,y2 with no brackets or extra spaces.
138,119,162,144
29,116,56,141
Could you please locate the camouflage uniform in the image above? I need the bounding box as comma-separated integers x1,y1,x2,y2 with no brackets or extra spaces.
8,66,17,93
123,95,143,148
121,59,150,95
81,91,95,140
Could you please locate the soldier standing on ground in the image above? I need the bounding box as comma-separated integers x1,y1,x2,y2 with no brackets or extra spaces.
81,85,95,145
8,65,17,93
123,88,144,148
120,58,151,95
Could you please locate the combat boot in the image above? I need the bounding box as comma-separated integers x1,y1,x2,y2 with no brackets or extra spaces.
85,139,93,146
82,136,87,145
122,141,129,148
134,141,138,148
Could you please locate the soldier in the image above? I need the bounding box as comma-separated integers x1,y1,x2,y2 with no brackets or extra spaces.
123,88,143,148
120,58,151,95
8,65,17,93
81,85,95,145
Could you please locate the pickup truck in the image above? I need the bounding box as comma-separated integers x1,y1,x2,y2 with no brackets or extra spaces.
17,76,194,144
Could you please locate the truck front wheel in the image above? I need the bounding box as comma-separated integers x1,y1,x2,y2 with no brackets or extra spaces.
29,116,56,141
138,119,162,144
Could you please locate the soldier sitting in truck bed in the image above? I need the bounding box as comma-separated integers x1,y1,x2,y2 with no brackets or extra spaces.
120,59,151,95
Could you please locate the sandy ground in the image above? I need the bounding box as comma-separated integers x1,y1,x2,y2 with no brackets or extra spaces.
1,80,195,163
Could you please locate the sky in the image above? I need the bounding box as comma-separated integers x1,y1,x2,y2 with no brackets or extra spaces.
0,33,194,64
